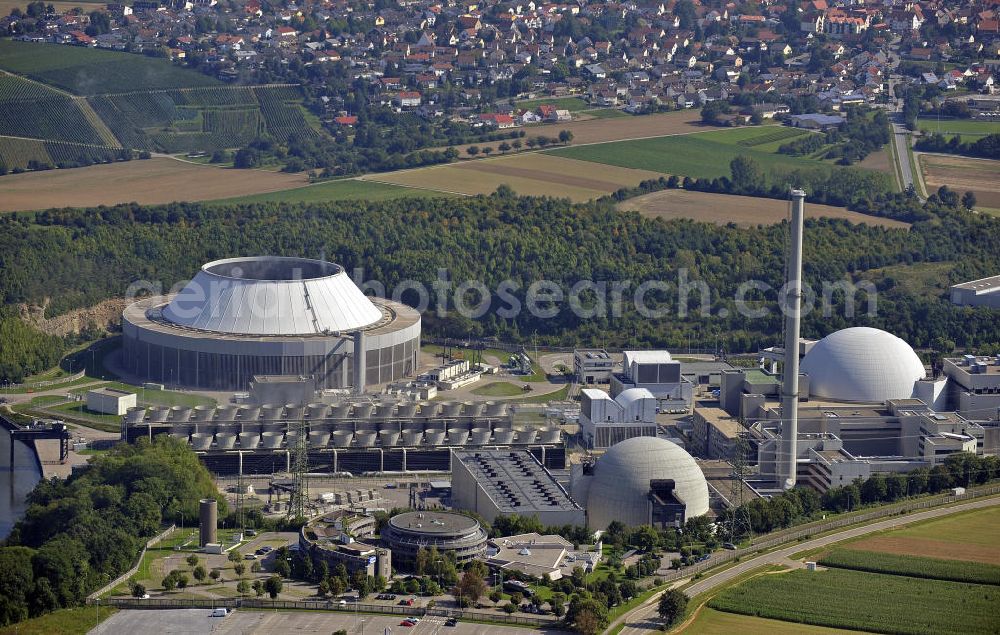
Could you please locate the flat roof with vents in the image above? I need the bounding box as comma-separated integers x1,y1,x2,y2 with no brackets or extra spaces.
453,449,583,514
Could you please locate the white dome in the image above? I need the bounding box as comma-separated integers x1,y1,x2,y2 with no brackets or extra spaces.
161,257,383,336
801,327,925,403
587,437,709,530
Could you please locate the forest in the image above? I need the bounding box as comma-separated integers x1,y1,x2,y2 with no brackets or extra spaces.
0,436,222,626
0,176,999,383
0,306,64,383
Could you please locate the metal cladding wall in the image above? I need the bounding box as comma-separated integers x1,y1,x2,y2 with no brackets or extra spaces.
199,499,218,547
122,296,420,391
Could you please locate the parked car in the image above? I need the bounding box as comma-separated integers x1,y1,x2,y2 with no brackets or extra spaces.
244,529,257,536
445,618,458,627
399,621,414,628
723,542,736,550
210,608,228,617
244,553,257,560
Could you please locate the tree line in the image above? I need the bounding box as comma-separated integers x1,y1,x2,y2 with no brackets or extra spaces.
0,436,223,627
914,132,1000,161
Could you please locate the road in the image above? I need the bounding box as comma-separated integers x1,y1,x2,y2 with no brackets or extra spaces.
612,495,1000,634
891,117,917,194
92,608,568,634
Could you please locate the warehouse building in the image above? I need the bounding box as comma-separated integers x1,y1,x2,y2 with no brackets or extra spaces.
573,349,614,384
381,511,487,570
610,350,693,411
122,256,421,391
579,388,657,449
451,449,585,526
950,275,1000,308
86,387,136,415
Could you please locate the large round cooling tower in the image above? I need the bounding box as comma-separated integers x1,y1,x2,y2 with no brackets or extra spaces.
353,403,375,419
484,401,507,417
284,404,304,420
586,437,710,530
471,427,492,444
148,407,171,423
261,431,284,448
333,430,355,447
171,406,192,422
125,407,147,424
240,423,263,435
374,402,396,419
170,423,193,436
306,403,329,420
285,431,300,447
330,403,352,419
397,402,418,418
439,402,462,417
170,430,190,442
540,426,561,443
309,430,331,448
800,327,926,403
192,405,215,422
461,402,482,417
492,427,514,444
419,402,442,417
516,427,537,444
356,430,377,447
424,428,445,445
378,429,399,446
239,432,261,449
217,405,239,421
402,429,424,446
261,404,283,421
190,432,214,450
447,428,469,445
238,405,261,421
401,420,422,432
214,423,237,437
215,433,237,449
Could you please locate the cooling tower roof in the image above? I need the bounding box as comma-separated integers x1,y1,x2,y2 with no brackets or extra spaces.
161,257,383,336
801,327,926,403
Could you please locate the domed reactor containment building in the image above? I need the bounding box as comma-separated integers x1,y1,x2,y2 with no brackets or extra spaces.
122,257,421,391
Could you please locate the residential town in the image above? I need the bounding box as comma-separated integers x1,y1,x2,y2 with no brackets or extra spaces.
4,0,1000,130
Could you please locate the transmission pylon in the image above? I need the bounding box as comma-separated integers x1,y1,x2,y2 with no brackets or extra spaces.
287,418,309,520
728,429,755,545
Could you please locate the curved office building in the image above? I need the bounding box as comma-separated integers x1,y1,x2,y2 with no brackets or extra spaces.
122,256,420,390
381,511,487,569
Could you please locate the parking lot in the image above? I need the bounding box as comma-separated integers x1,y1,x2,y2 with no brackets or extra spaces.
92,609,571,634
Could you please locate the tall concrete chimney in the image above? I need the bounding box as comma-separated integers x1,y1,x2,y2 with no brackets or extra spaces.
353,331,366,395
781,190,806,489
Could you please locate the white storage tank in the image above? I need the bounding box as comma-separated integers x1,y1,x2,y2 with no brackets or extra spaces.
307,403,330,420
447,428,469,445
540,426,561,443
125,407,147,424
261,431,284,448
216,433,237,449
239,432,261,449
516,427,537,444
356,430,377,447
492,428,514,444
192,405,215,422
424,428,445,445
471,427,492,444
402,429,424,446
190,432,213,450
309,430,331,448
333,430,355,447
378,429,399,447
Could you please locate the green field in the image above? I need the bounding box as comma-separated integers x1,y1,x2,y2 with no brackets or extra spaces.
69,381,216,408
583,108,630,119
685,607,864,635
0,606,118,635
0,39,219,95
883,505,1000,547
546,126,827,179
208,178,451,205
470,381,526,397
917,117,1000,141
708,568,1000,634
819,548,1000,585
516,96,589,112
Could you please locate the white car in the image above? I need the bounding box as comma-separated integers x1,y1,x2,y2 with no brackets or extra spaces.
210,608,228,617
